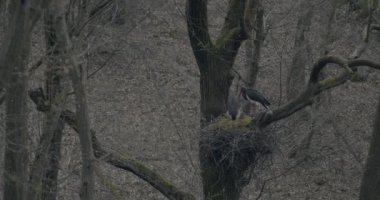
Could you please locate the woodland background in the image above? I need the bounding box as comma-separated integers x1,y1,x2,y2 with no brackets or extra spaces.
0,0,379,199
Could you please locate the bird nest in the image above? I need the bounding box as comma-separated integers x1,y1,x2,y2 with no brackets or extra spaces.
200,115,275,182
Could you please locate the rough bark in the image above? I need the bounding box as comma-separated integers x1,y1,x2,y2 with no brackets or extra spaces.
359,96,380,200
286,0,313,100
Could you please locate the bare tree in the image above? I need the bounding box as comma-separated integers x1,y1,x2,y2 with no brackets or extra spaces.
187,0,257,199
51,0,96,198
186,1,380,199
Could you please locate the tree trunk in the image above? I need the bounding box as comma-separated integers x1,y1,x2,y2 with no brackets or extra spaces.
2,2,35,200
286,0,312,100
359,96,380,200
187,0,253,199
245,0,264,88
40,120,64,200
52,0,96,197
28,2,69,199
199,58,234,122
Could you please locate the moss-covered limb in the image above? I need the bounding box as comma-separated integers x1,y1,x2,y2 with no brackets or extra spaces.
215,0,249,61
255,86,315,127
186,0,213,72
95,166,121,200
309,56,351,83
256,56,380,128
29,91,195,200
92,137,196,200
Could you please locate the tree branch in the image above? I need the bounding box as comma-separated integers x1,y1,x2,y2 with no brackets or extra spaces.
186,0,212,71
29,90,195,200
215,0,249,61
256,56,380,127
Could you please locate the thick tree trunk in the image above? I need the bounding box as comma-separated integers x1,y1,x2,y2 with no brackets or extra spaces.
187,1,253,199
2,3,33,200
359,96,380,200
199,58,234,122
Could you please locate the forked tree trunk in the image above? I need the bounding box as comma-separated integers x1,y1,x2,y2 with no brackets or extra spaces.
187,0,253,199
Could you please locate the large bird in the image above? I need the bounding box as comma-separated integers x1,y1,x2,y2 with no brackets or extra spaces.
227,93,242,120
240,87,270,109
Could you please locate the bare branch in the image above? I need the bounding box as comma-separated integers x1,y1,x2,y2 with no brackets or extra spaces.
29,90,196,200
256,56,380,127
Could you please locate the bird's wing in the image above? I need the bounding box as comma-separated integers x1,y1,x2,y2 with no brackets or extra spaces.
247,89,270,107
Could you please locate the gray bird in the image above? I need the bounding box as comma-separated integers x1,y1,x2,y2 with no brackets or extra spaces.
240,87,270,109
227,93,242,120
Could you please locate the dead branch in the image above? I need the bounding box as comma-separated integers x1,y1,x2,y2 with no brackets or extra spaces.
186,0,250,72
255,56,380,128
29,89,195,200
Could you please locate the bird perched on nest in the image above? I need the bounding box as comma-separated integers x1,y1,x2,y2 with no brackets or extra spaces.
240,87,270,109
227,93,242,120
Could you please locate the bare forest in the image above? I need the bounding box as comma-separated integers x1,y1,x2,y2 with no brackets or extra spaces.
0,0,380,199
